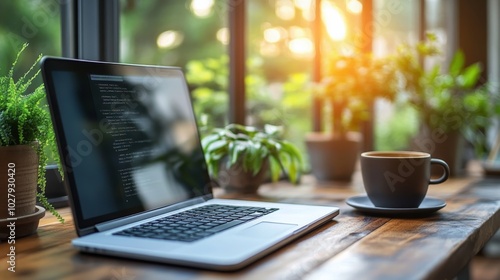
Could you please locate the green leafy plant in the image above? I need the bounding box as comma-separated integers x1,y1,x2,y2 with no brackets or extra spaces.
186,56,313,170
315,52,398,135
0,43,63,222
201,123,304,184
394,33,498,155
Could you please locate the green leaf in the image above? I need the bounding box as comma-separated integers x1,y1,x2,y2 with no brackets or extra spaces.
460,63,482,88
269,156,281,182
229,140,245,166
201,133,221,149
201,123,303,185
205,138,226,150
288,158,298,184
1,43,63,222
449,50,465,77
264,124,282,136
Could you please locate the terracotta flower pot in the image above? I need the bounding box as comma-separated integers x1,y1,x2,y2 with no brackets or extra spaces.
0,145,39,218
0,145,46,240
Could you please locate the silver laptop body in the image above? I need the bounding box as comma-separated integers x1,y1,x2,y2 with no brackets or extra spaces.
41,57,339,271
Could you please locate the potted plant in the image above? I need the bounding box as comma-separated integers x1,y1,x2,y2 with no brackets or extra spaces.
0,43,63,239
201,123,304,194
306,52,398,181
394,33,496,175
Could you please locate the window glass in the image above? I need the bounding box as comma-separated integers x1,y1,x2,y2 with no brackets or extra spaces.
120,0,315,161
120,0,227,130
246,0,316,159
425,0,454,66
0,0,61,77
373,0,420,150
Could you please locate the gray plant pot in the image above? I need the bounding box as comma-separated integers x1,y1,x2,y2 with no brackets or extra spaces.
216,159,270,194
305,132,362,182
411,127,466,177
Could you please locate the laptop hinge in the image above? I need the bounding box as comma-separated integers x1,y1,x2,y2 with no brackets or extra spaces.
95,195,212,232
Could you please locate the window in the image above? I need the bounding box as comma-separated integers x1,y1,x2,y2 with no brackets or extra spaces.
246,0,315,155
373,0,420,150
66,0,497,166
120,0,228,128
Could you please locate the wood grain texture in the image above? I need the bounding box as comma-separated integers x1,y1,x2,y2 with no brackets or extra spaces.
305,198,500,280
0,173,498,280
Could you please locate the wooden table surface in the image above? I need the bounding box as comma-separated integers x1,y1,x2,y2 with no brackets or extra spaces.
1,169,499,280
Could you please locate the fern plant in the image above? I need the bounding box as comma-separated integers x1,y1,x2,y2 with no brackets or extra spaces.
0,43,63,222
201,123,304,184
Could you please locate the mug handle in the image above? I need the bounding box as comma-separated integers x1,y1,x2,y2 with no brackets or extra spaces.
429,158,450,184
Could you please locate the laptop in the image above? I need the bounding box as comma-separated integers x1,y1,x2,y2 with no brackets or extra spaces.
40,56,339,271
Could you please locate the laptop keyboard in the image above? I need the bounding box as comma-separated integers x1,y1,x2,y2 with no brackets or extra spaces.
113,204,279,242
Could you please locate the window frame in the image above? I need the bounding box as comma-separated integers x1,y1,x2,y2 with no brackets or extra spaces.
61,0,119,61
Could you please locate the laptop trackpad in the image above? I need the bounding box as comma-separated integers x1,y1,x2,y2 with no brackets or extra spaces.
238,222,297,238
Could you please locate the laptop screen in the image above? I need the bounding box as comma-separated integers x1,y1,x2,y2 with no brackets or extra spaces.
41,58,212,229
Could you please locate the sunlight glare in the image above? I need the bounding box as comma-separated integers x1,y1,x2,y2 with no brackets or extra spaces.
288,37,314,57
294,0,312,10
322,2,346,41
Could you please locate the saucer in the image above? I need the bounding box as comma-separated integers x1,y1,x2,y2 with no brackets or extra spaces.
346,195,446,216
0,205,46,240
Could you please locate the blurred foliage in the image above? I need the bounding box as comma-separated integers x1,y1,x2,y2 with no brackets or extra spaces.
0,0,61,161
2,0,453,167
185,55,229,130
120,0,225,66
0,43,63,222
0,0,61,79
314,52,398,135
201,123,304,184
120,0,314,161
394,33,500,155
185,55,312,160
375,104,419,151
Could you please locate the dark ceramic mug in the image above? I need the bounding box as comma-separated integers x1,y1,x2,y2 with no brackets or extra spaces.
360,151,450,208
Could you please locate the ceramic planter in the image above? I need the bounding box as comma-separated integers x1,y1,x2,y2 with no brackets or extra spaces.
216,159,270,194
305,132,362,181
0,145,45,239
411,126,466,177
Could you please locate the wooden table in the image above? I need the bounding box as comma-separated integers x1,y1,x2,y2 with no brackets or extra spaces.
1,169,499,280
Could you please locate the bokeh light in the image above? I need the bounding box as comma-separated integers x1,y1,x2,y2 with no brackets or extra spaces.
216,28,229,45
157,30,184,49
276,0,295,20
346,0,363,14
190,0,214,18
288,37,314,57
264,27,287,43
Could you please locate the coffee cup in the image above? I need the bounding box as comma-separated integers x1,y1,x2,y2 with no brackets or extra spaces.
360,151,449,208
